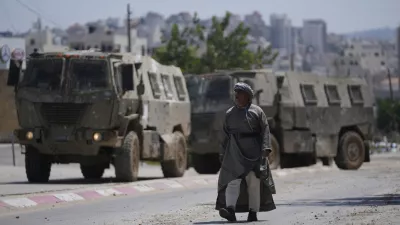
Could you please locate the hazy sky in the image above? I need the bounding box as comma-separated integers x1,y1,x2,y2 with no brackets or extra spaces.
0,0,399,34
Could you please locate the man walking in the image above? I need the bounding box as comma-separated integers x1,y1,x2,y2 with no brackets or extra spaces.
215,82,276,222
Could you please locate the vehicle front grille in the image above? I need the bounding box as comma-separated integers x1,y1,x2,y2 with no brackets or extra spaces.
40,103,88,125
191,113,215,130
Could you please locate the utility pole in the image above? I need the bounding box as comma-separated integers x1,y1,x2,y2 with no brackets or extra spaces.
127,4,132,53
387,67,394,102
289,53,294,71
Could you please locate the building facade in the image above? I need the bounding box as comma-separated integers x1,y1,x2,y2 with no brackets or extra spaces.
302,19,327,54
67,22,148,55
270,14,293,54
24,28,68,54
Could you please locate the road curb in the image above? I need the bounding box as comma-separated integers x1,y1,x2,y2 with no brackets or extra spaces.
0,177,218,210
0,164,335,211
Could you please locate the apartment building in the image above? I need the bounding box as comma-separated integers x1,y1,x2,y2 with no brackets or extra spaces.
67,22,147,55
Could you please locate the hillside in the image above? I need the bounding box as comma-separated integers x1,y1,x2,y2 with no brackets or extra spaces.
343,27,397,41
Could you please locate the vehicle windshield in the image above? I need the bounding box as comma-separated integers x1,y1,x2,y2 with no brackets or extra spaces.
185,75,204,102
70,59,109,91
186,74,233,113
22,59,63,90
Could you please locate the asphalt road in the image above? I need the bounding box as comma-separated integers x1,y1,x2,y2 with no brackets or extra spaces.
0,144,199,197
0,153,398,225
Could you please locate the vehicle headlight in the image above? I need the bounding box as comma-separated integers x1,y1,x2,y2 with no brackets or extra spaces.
26,131,34,140
93,132,102,141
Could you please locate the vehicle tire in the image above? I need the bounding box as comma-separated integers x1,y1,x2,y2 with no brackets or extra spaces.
268,134,280,170
25,145,51,183
161,131,188,178
80,164,105,179
192,153,221,174
321,157,333,166
114,131,140,182
334,131,365,170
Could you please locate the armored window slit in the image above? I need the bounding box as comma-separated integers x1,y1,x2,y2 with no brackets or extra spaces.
148,72,161,99
324,84,341,105
348,85,364,105
300,84,318,105
161,74,174,100
173,76,186,101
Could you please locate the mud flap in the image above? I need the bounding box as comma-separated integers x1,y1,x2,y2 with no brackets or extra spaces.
161,133,176,161
364,140,370,162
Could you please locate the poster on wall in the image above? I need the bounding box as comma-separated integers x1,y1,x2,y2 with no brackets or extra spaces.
0,45,11,63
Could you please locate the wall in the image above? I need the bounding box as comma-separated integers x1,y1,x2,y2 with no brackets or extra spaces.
0,37,25,142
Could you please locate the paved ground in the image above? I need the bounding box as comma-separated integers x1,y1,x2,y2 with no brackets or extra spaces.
0,144,199,197
0,153,398,225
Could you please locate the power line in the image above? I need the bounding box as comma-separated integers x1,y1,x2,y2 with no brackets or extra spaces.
14,0,61,27
0,1,17,32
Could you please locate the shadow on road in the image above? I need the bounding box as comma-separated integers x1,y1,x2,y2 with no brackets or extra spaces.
193,220,267,224
276,194,400,207
0,176,163,185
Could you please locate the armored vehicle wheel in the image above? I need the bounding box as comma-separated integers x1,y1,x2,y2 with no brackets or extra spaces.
80,164,105,179
161,131,188,177
25,145,51,183
335,131,365,170
114,131,140,182
192,153,221,174
268,134,280,170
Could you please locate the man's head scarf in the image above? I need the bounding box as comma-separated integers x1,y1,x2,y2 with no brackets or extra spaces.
234,82,254,99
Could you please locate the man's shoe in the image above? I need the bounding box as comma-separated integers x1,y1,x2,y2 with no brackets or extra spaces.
219,207,237,222
247,210,258,222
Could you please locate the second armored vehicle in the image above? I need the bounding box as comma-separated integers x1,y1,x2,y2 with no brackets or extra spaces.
186,69,374,174
7,50,191,182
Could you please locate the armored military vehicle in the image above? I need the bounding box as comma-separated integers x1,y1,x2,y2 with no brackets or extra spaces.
186,69,374,174
6,49,191,183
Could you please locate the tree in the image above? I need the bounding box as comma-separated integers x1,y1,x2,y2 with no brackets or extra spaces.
253,45,279,69
376,98,400,133
152,13,204,73
153,11,278,74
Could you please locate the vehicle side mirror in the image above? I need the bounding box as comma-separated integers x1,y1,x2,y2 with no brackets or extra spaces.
7,60,22,86
134,62,142,71
276,76,285,89
255,89,263,104
137,82,144,96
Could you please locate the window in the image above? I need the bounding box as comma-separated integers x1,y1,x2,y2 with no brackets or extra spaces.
173,76,186,100
374,52,379,57
300,84,318,105
23,59,63,90
324,85,341,105
348,85,364,105
107,45,113,52
121,64,134,92
70,60,108,91
30,39,35,45
161,74,174,99
148,72,161,98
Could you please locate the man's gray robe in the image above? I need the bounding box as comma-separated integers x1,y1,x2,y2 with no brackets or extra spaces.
215,104,276,213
